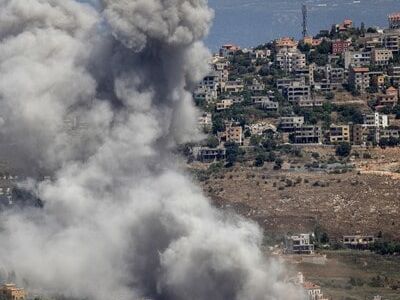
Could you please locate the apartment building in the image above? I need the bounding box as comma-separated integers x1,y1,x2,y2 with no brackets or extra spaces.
276,49,306,73
388,65,400,86
383,30,400,53
198,112,212,131
284,81,311,103
371,48,393,65
219,44,240,58
291,125,322,144
351,124,376,145
363,112,389,128
219,124,243,145
389,12,400,29
344,51,371,69
343,235,375,248
348,66,370,93
329,124,351,143
251,96,279,111
294,64,315,85
284,234,315,255
279,116,305,132
332,40,351,55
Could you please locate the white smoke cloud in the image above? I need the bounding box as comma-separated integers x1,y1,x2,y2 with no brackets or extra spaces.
0,0,305,299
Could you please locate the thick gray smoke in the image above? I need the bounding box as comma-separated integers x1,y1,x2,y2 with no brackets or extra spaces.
0,1,304,299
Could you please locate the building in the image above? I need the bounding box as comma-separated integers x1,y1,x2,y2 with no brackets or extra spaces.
276,49,306,73
251,96,279,111
389,12,400,29
332,40,351,55
343,235,375,248
193,87,217,104
284,234,315,255
329,124,351,143
383,30,400,53
294,65,315,85
216,99,233,111
0,284,26,300
219,124,243,145
348,66,370,93
274,37,298,51
279,116,305,132
195,147,226,162
284,81,311,103
371,48,393,65
351,124,376,145
291,125,322,144
219,44,240,58
298,97,324,108
344,51,371,69
302,36,322,47
363,112,389,128
303,282,328,300
198,112,212,131
223,80,244,94
389,65,400,86
377,86,398,107
248,78,265,93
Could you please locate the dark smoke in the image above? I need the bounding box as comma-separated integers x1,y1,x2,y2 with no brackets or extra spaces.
0,1,304,299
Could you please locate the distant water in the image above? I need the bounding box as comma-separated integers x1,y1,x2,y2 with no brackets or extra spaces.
206,0,400,51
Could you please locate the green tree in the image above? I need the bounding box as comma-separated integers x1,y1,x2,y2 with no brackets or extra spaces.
206,136,220,148
225,142,239,167
335,142,352,157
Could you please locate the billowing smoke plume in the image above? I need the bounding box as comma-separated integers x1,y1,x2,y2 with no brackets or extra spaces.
0,1,304,299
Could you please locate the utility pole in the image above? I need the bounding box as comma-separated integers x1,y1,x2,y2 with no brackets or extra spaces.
302,4,308,38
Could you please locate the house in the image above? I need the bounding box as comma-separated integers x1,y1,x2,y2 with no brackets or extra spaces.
248,78,265,93
302,36,322,47
248,122,276,136
251,96,279,111
216,99,233,111
377,86,398,107
332,40,351,55
291,125,322,144
298,97,324,108
274,37,298,51
193,87,217,103
0,284,26,300
279,116,305,132
303,282,328,300
329,124,351,143
219,44,240,58
284,234,315,255
348,66,370,93
343,235,375,248
371,48,393,65
195,147,226,162
223,80,244,94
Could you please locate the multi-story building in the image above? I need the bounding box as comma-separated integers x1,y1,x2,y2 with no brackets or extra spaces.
284,81,311,103
284,234,315,255
276,49,306,73
195,147,226,162
377,86,398,107
279,116,305,132
193,87,217,104
219,124,243,145
298,97,324,108
388,65,400,86
291,125,322,144
363,112,389,128
389,12,400,29
325,64,345,85
219,44,241,58
344,51,371,69
348,66,370,93
351,124,377,145
0,284,26,300
294,64,315,85
332,40,351,55
274,37,298,51
383,30,400,53
201,73,219,91
216,99,233,111
248,78,265,93
380,128,400,140
371,48,393,65
343,235,375,248
251,96,279,111
223,80,244,94
329,124,351,144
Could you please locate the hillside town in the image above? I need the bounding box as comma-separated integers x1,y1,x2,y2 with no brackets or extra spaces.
192,13,400,167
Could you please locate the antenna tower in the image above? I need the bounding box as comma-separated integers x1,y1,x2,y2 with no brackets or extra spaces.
302,4,308,38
